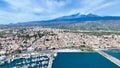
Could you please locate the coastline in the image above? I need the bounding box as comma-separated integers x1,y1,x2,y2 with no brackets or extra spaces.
55,49,81,52
54,48,96,53
0,48,120,68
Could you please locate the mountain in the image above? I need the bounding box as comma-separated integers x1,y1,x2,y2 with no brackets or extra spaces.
15,13,120,24
49,13,120,22
52,13,100,20
3,13,120,31
13,13,120,26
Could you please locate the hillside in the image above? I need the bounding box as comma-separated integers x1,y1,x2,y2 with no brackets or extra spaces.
53,20,120,31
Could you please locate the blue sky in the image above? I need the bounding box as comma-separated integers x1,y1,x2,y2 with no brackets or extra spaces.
0,0,120,24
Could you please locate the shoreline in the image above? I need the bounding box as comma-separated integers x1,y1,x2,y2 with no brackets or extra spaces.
54,48,96,53
55,49,81,52
0,48,120,67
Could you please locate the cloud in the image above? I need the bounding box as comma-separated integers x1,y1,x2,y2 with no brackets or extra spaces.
4,0,68,14
0,0,120,24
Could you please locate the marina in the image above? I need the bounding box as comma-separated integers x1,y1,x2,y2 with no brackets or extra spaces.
0,51,55,68
0,55,49,68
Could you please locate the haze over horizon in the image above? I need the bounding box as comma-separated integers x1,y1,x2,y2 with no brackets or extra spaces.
0,0,120,24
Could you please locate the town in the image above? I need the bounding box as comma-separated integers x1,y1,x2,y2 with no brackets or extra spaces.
0,26,120,55
0,26,120,67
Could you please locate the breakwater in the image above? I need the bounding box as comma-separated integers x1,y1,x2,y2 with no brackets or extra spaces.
97,50,120,67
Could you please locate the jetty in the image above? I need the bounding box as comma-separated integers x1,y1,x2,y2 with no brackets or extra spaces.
47,52,57,68
47,56,53,68
97,50,120,67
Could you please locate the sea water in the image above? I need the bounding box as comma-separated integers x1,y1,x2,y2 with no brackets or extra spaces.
52,52,119,68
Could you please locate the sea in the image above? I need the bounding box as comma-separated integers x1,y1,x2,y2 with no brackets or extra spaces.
52,52,119,68
0,51,120,68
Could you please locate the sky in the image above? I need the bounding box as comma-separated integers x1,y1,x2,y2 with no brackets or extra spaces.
0,0,120,24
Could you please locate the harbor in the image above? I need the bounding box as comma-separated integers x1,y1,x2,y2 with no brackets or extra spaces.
1,49,120,68
0,51,56,68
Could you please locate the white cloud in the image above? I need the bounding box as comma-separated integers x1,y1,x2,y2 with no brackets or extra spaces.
4,0,43,13
93,2,115,12
0,0,120,24
4,0,68,14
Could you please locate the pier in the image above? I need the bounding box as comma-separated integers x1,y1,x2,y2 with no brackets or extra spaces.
47,56,53,68
47,53,56,68
97,50,120,67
